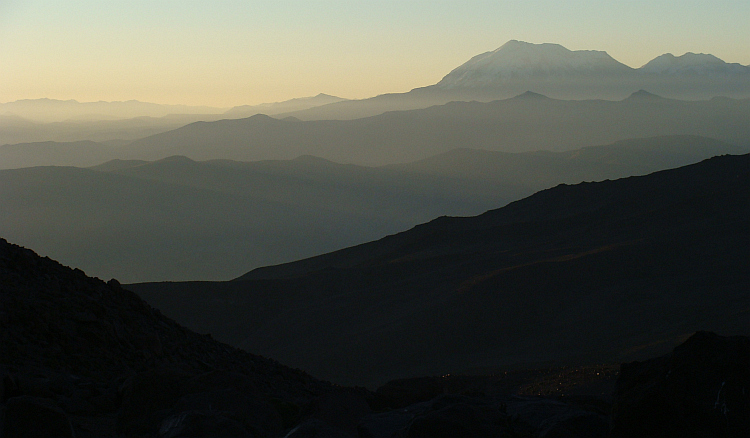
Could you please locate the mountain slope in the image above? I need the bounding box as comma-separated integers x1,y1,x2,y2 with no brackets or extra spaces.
130,154,750,387
0,236,339,436
435,40,634,88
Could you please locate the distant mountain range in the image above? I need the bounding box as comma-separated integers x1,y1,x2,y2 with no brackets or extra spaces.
0,98,227,123
224,93,348,118
0,94,346,144
129,153,750,387
281,40,750,120
2,134,741,283
2,40,748,135
116,91,750,165
4,91,749,170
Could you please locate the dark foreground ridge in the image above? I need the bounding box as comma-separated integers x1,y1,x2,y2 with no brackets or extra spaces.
132,154,750,388
0,238,340,436
1,243,748,438
1,162,749,436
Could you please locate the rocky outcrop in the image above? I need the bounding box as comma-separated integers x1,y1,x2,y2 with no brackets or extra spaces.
612,331,750,437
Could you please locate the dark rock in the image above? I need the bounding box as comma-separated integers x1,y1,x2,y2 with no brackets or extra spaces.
538,410,609,437
283,418,354,438
14,374,55,400
358,400,434,438
401,394,511,438
179,370,260,396
117,367,287,436
3,395,75,438
1,369,19,402
0,237,337,437
307,389,371,436
158,410,249,438
375,377,445,409
504,396,579,433
269,397,302,430
172,388,283,437
612,331,750,437
117,366,193,436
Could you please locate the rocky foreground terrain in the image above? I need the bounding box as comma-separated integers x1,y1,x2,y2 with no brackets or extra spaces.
1,239,749,436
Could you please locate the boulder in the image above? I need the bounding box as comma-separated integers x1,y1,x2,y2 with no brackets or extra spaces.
172,388,283,436
375,377,445,409
612,331,750,437
158,410,249,438
117,366,193,436
400,394,511,438
537,410,609,437
283,418,354,438
2,395,74,438
307,389,371,436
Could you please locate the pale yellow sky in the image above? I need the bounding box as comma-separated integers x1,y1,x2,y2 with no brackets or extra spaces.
1,1,748,107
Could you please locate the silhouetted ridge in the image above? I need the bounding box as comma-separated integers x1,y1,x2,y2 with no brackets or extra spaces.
0,237,327,388
239,153,750,280
0,237,342,436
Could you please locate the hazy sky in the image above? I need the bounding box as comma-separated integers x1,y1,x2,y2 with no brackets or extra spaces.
1,0,748,107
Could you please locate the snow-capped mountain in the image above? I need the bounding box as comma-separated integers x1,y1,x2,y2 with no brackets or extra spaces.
436,40,634,89
639,52,750,75
280,41,750,120
426,40,750,101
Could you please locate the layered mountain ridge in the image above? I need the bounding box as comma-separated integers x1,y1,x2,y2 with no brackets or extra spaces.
2,135,744,283
116,93,750,165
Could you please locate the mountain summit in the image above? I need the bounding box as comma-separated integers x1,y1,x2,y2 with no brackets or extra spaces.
271,40,750,120
640,52,750,75
435,40,634,89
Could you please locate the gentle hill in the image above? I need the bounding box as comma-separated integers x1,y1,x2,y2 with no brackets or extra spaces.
118,94,750,165
224,93,348,118
129,154,750,388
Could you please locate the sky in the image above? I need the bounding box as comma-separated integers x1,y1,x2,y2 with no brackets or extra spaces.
1,0,748,107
